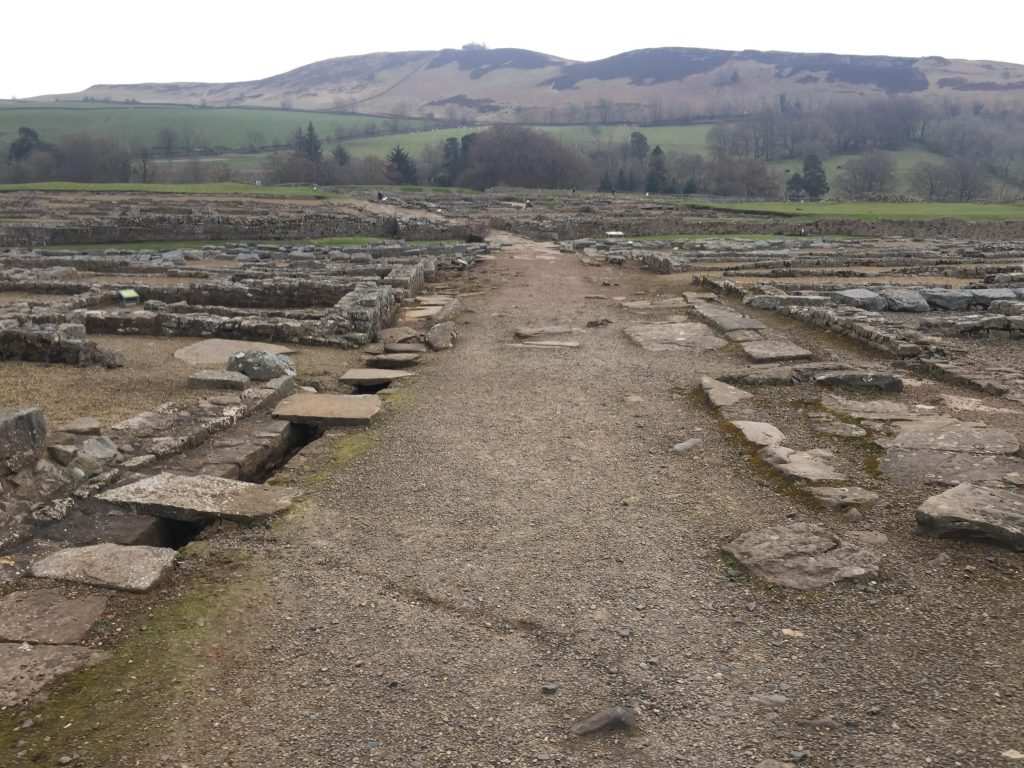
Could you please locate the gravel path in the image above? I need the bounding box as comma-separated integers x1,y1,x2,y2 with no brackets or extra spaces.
6,237,1022,767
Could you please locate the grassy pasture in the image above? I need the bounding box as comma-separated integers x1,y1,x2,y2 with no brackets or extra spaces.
691,199,1024,220
0,102,430,149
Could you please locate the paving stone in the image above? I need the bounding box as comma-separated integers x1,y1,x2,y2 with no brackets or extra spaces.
814,421,868,438
173,339,295,367
0,589,108,644
724,329,763,342
731,421,786,447
339,368,415,387
741,339,814,363
188,370,252,391
515,340,581,349
0,643,108,707
822,394,919,422
701,377,753,410
31,543,177,593
274,393,382,426
881,449,1024,487
723,522,882,590
880,416,1020,455
368,353,420,368
624,322,727,353
690,303,767,333
99,472,296,523
917,483,1024,550
759,445,846,482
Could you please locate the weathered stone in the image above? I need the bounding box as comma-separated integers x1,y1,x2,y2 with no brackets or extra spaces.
99,472,296,523
570,706,637,736
813,370,903,393
759,445,846,482
59,417,101,436
48,444,78,467
835,288,888,311
188,370,252,391
274,393,382,426
383,342,428,354
173,338,295,367
701,377,753,410
880,417,1020,455
814,420,868,438
0,407,47,475
731,421,786,448
809,486,880,512
917,483,1024,549
881,289,930,313
921,289,973,311
340,368,414,387
882,449,1024,487
31,544,176,592
624,322,727,353
426,321,457,351
379,326,421,344
227,350,295,382
823,394,918,422
723,522,882,590
724,329,763,342
0,589,108,644
0,643,108,707
515,340,581,349
368,352,420,368
741,339,813,363
690,303,767,333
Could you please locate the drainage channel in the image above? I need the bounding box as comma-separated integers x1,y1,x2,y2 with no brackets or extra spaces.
30,416,324,552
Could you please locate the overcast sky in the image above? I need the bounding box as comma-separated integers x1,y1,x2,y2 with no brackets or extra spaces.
3,0,1021,97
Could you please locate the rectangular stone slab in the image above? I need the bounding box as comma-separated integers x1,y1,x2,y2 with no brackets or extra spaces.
339,368,414,386
741,339,814,363
273,393,382,426
917,483,1024,550
0,589,108,644
624,322,727,353
31,543,176,593
0,643,108,707
98,472,296,523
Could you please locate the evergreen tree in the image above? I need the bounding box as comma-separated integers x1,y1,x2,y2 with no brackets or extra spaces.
682,177,699,195
629,131,650,161
599,171,614,192
385,145,419,185
645,145,668,193
786,172,806,200
616,168,628,192
332,144,350,167
438,137,462,186
801,154,829,200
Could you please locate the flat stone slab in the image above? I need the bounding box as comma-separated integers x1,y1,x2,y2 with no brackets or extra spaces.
514,340,582,349
624,322,727,353
741,339,814,363
60,417,102,435
731,421,786,448
725,329,764,342
402,306,443,320
814,420,868,438
367,353,421,368
723,522,882,590
0,589,108,644
31,544,176,593
0,643,108,707
188,370,251,391
99,472,296,523
880,417,1020,455
339,368,414,386
759,445,846,483
174,339,295,367
691,303,767,333
813,370,903,393
822,394,918,422
917,483,1024,550
384,342,428,354
702,377,753,410
274,393,382,426
882,449,1024,487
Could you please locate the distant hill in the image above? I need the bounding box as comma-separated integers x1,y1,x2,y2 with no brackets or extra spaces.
35,47,1024,121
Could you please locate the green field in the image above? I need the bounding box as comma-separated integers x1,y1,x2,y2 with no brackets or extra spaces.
0,102,431,150
692,199,1024,220
340,123,714,159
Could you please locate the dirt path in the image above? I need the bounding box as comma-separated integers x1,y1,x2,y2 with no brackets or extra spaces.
5,236,1022,767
